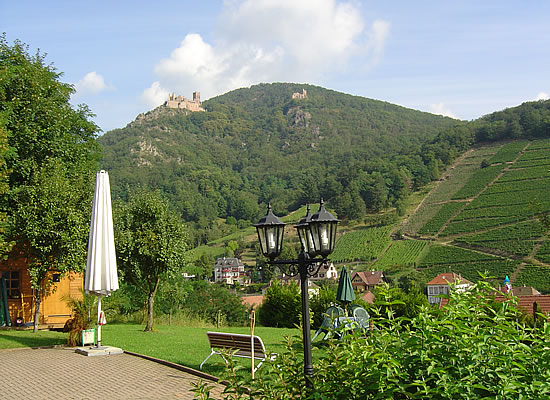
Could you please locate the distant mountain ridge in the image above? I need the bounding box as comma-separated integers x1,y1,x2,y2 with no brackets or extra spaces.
98,83,550,247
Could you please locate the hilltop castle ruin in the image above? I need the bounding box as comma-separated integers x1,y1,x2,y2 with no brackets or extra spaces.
164,92,204,112
292,89,308,100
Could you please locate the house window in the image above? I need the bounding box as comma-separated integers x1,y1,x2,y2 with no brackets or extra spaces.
2,271,20,299
428,287,437,295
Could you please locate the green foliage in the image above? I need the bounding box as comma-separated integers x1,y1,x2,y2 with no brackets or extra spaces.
114,189,189,331
102,281,146,318
224,280,550,399
488,141,528,163
418,244,497,266
0,36,100,330
418,202,465,235
99,83,468,227
0,124,12,259
372,284,430,320
374,239,428,268
515,265,550,294
309,284,337,328
12,160,93,283
451,164,504,199
258,280,301,328
424,260,518,283
330,226,392,263
499,164,550,181
535,241,550,263
64,292,95,346
185,282,247,326
454,220,546,256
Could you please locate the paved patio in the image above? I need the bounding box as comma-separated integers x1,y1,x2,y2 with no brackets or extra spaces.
0,346,226,399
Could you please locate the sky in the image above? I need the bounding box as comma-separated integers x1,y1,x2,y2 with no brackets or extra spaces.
2,1,549,133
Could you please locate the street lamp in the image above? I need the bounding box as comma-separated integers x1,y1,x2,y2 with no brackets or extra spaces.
254,199,339,388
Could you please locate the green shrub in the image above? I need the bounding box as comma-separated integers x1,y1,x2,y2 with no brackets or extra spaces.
257,280,301,328
217,280,550,399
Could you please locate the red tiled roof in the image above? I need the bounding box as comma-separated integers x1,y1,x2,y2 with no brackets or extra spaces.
241,295,264,309
426,272,472,286
494,295,550,315
361,291,375,304
352,271,384,285
440,294,550,315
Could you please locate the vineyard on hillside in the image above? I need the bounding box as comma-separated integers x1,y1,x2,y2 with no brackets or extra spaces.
373,240,428,268
396,138,550,291
330,226,392,263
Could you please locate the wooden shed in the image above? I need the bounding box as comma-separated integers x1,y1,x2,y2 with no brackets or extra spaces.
0,249,83,329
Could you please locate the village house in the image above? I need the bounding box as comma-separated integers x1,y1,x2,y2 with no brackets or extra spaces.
279,262,338,286
213,257,247,285
426,272,473,304
309,262,338,282
351,270,385,293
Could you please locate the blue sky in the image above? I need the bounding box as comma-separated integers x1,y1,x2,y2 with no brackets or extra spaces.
3,1,549,132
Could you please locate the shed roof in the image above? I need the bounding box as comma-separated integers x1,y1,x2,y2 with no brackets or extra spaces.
241,295,264,309
361,291,375,304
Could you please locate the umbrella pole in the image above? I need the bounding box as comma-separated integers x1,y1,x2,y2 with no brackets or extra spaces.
96,296,102,348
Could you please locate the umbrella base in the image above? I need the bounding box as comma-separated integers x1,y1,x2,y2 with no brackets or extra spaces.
75,345,123,356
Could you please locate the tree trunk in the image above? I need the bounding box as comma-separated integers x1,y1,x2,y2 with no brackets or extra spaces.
33,289,41,333
144,288,157,332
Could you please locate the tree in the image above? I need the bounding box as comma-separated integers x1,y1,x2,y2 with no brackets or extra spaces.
13,161,94,331
225,240,239,257
309,283,336,328
114,189,189,331
185,282,247,326
193,253,215,280
0,36,100,332
0,124,12,259
258,280,301,328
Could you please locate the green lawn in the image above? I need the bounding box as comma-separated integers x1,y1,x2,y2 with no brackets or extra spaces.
0,323,301,377
0,328,66,349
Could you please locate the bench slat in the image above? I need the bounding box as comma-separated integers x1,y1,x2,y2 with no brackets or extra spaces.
206,331,267,356
201,331,275,372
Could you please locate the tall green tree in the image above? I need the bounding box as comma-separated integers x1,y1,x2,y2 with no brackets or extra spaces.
258,280,301,328
0,123,12,259
0,36,100,331
114,189,189,331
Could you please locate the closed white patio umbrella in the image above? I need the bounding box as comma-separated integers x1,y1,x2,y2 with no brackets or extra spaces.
84,170,119,349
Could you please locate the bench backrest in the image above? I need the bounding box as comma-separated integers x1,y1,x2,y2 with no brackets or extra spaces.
206,331,267,358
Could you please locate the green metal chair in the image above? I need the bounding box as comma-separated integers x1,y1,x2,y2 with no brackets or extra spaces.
312,305,344,340
350,304,371,330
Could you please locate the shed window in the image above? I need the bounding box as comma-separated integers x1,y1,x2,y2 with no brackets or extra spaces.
2,271,20,299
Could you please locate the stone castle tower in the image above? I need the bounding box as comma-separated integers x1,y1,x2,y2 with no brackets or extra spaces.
164,92,204,112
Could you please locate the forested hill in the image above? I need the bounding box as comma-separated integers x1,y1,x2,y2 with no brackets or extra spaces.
98,83,550,245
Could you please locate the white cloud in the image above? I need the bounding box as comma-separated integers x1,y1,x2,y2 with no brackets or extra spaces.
366,20,391,67
536,92,549,101
429,103,458,119
142,0,390,103
74,72,109,96
141,81,170,108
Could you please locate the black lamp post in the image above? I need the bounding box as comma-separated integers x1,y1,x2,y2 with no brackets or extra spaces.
254,200,339,388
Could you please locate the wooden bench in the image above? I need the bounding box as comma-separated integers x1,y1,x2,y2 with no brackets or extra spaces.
200,331,275,372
